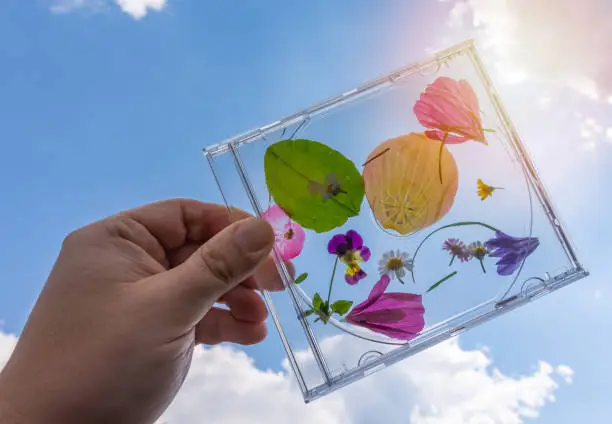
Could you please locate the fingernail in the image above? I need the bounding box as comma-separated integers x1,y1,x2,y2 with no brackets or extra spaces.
235,218,274,253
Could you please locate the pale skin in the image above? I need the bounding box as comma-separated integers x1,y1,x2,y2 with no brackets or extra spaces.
0,199,292,424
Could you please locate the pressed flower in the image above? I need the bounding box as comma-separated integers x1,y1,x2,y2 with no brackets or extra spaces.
363,133,458,235
486,231,540,276
477,178,503,201
345,275,425,341
414,77,489,183
328,230,371,285
414,77,488,145
467,241,490,273
308,172,347,201
378,250,413,284
442,238,469,265
262,205,305,260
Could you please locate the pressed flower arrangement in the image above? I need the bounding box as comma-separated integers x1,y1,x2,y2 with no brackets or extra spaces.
204,41,587,402
258,74,543,343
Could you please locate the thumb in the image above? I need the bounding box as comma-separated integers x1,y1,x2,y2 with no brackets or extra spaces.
152,217,275,325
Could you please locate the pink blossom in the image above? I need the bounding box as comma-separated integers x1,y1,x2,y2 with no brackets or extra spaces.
414,77,487,145
262,205,305,260
345,275,425,341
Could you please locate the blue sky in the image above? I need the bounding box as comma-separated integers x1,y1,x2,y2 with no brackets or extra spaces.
1,1,610,423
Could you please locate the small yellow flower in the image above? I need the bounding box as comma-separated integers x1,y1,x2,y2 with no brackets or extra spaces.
477,178,502,201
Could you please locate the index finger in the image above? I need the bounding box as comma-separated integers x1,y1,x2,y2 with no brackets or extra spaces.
121,199,250,251
117,199,289,291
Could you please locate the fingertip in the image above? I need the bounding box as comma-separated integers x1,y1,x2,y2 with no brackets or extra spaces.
242,322,267,345
195,309,268,346
223,286,269,323
234,218,275,255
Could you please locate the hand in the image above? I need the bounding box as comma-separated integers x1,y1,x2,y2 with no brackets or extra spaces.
0,199,288,424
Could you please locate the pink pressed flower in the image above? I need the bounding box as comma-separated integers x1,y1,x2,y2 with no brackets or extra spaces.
442,238,469,265
414,77,487,145
262,205,305,260
345,275,425,341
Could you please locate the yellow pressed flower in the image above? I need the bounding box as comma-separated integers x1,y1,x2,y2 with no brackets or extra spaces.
477,178,502,201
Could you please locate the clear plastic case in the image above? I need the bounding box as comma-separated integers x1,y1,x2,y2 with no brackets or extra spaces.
203,40,588,402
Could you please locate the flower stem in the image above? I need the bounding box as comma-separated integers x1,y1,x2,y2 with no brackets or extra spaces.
479,259,486,274
438,132,449,184
426,271,458,293
326,257,339,306
410,221,501,284
449,255,455,266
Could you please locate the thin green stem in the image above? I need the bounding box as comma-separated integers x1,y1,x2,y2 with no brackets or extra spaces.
438,133,449,184
410,221,501,283
426,271,458,293
326,257,339,306
479,259,487,274
449,255,455,266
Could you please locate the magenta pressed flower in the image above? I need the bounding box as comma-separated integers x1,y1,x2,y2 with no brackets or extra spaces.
345,275,425,341
486,231,540,276
328,230,371,285
262,205,305,260
442,238,469,265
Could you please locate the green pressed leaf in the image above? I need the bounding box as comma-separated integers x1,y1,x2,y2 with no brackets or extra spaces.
294,273,308,284
314,317,321,323
312,293,323,310
264,139,365,233
426,271,458,293
320,301,330,316
302,309,314,317
331,300,353,316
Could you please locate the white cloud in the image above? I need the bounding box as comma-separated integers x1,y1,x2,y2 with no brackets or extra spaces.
159,335,572,424
50,0,167,19
0,331,17,369
606,128,612,141
50,0,104,13
0,329,571,423
115,0,167,19
446,0,612,99
556,365,574,384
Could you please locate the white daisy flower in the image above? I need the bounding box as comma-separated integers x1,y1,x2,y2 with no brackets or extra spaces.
378,249,414,284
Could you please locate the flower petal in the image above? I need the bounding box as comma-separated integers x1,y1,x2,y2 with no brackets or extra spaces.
276,224,305,260
346,292,425,340
359,246,371,262
349,275,390,314
345,230,363,250
345,269,367,285
496,260,520,276
328,234,348,255
357,319,424,341
262,205,291,230
424,130,470,144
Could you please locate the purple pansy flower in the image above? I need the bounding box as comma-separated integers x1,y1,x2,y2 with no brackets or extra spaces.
328,230,371,285
486,231,540,276
345,275,425,340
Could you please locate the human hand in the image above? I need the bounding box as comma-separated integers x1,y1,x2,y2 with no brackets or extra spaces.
0,199,289,424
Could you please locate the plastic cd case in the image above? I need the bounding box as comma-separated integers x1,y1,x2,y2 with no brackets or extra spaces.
203,40,588,402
